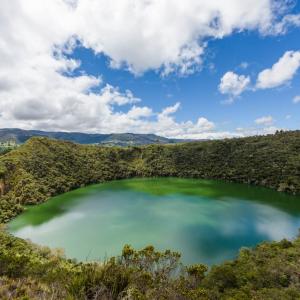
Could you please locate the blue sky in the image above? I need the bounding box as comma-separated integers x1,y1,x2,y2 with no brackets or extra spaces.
69,15,300,134
1,0,300,138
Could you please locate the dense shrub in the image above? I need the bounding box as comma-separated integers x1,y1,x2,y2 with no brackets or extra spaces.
0,230,300,299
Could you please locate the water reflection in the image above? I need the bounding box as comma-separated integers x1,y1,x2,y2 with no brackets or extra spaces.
8,178,300,265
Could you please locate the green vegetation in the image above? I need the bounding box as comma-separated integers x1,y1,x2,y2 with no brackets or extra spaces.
1,229,300,299
1,130,300,298
1,130,300,223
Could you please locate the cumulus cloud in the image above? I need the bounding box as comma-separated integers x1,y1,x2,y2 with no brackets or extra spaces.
74,0,286,75
219,71,251,100
293,95,300,104
133,102,216,139
256,51,300,89
0,0,297,138
127,106,153,119
255,116,274,126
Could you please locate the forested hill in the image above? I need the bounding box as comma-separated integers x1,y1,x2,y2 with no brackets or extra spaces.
1,130,300,299
0,130,299,223
0,128,189,146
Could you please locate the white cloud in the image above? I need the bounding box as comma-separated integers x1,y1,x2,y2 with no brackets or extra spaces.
293,95,300,104
0,0,294,76
127,106,153,119
74,0,286,75
219,71,251,99
256,51,300,89
0,0,297,138
236,126,280,136
240,62,249,69
255,116,274,126
138,102,216,139
270,13,300,35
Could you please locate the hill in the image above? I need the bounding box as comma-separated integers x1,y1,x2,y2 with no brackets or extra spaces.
0,128,189,146
1,130,300,299
0,130,299,223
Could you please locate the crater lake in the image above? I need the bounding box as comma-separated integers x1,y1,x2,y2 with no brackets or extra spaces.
8,178,300,265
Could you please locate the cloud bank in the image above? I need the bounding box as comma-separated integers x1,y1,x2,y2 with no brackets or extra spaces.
0,0,297,138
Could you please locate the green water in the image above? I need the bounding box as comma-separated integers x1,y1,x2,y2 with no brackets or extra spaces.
8,178,300,265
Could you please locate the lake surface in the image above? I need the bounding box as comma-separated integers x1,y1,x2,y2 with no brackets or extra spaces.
8,178,300,265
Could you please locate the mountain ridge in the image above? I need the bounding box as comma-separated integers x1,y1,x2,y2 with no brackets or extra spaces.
0,128,192,146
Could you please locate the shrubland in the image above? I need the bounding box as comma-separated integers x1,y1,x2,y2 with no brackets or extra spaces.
1,230,300,299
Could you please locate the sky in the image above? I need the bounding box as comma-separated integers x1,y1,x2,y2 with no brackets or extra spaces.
0,0,300,139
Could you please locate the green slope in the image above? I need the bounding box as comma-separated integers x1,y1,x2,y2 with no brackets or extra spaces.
0,130,300,223
1,130,300,299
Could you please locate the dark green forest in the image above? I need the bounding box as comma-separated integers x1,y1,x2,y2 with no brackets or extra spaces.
1,130,300,223
1,130,300,299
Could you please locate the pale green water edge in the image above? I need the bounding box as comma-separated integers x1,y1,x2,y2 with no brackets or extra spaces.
8,178,300,265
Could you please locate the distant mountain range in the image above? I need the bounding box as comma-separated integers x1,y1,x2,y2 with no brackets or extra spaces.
0,128,192,146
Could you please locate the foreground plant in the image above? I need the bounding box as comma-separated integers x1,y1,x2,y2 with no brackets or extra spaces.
1,229,300,299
